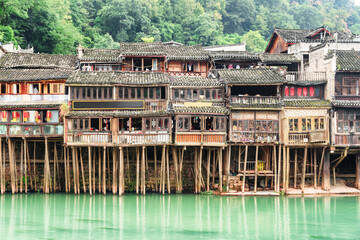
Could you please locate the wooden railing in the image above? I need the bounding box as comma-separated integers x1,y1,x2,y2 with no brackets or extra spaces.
231,96,281,105
168,71,202,77
231,132,278,143
145,100,168,111
0,94,68,102
67,132,112,145
118,132,171,145
2,124,64,136
334,95,360,101
239,161,266,172
335,134,360,146
288,133,310,145
175,132,226,145
283,71,327,81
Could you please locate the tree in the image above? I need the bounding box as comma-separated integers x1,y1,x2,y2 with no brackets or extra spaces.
222,0,256,35
241,30,267,52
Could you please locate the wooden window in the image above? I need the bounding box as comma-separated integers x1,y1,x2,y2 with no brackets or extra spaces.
174,89,179,99
119,118,129,131
137,88,141,99
178,117,190,131
124,88,129,99
187,90,192,99
336,77,360,96
131,118,141,131
191,117,201,131
118,87,123,99
143,88,148,98
290,117,325,133
337,110,360,133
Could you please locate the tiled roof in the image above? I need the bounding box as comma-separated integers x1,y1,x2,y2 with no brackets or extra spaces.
67,71,170,85
333,50,360,71
119,42,166,56
274,28,310,43
0,102,62,109
260,53,300,64
173,106,229,114
208,51,260,61
170,76,223,87
332,100,360,107
81,48,121,61
230,103,282,110
0,53,77,69
217,68,285,84
165,45,209,61
68,110,172,117
283,99,331,108
119,42,209,60
0,69,73,82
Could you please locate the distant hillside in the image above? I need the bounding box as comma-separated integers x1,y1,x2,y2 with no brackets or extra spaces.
1,0,359,54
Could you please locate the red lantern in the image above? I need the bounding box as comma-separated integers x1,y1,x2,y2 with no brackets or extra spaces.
290,87,295,96
303,87,308,96
284,86,289,96
2,111,6,122
297,87,302,97
23,111,29,122
309,86,315,97
12,112,17,119
46,111,52,122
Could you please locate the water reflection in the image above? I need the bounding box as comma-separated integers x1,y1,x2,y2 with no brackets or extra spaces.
1,194,360,239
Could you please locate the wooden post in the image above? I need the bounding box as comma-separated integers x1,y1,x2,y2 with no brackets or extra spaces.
301,147,308,193
322,149,330,191
219,148,223,193
13,141,18,193
136,147,140,194
8,139,15,194
314,148,317,188
166,146,170,194
44,137,50,194
71,147,77,194
102,147,106,195
33,142,37,192
317,147,325,185
53,142,57,192
20,141,23,193
212,149,216,188
141,146,146,195
242,145,248,193
79,148,86,193
24,139,28,193
273,145,277,192
282,146,286,191
226,145,231,192
64,146,68,193
161,145,166,194
286,146,290,191
88,146,92,195
194,148,198,193
112,148,117,194
119,147,124,196
0,138,2,194
294,148,298,188
75,147,80,194
206,148,211,192
172,146,179,192
198,146,203,193
126,147,130,183
277,145,281,192
92,147,96,193
154,146,157,191
179,147,184,192
238,146,241,173
254,145,259,193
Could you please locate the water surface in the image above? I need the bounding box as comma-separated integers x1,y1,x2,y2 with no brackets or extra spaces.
0,193,359,239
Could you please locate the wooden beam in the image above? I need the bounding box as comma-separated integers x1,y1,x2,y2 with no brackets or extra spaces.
314,148,317,188
141,146,146,195
219,148,223,193
102,147,106,195
317,147,325,185
154,146,157,192
254,145,259,193
20,141,23,193
72,147,77,194
332,148,348,186
79,148,86,193
226,145,231,192
286,146,290,191
294,148,298,188
207,148,211,192
172,146,179,192
45,138,50,194
242,145,248,193
119,147,124,196
282,146,286,192
322,150,330,191
166,146,170,194
238,146,241,173
273,145,277,192
136,147,140,194
301,147,308,193
277,145,281,193
88,146,92,195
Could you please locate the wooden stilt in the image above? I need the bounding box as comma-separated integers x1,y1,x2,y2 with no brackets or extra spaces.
102,147,106,195
238,146,241,173
71,147,77,194
322,150,330,191
219,148,223,193
286,146,290,191
98,148,101,193
194,148,198,193
242,145,248,193
294,148,298,188
45,138,51,194
161,145,166,194
126,147,130,183
119,147,124,196
0,138,3,194
282,146,286,191
141,146,146,195
172,146,179,192
92,147,96,193
314,148,317,188
206,148,211,192
166,146,170,194
179,147,184,192
226,145,231,192
13,141,18,193
64,147,68,193
136,147,140,194
356,153,360,190
20,140,23,193
273,145,277,192
254,145,259,193
79,148,86,193
198,146,203,193
33,142,37,192
145,146,148,171
53,143,57,192
317,147,325,185
88,146,92,195
301,147,308,193
75,147,80,194
212,149,216,188
154,146,157,192
112,148,117,194
67,147,71,193
277,145,281,192
24,139,28,193
9,139,15,194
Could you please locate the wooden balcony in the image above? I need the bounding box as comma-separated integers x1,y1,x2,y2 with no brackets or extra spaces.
283,71,327,81
231,96,281,105
67,132,112,146
145,100,168,111
117,132,171,146
335,134,360,146
0,124,64,137
231,132,278,143
0,94,68,102
168,71,203,77
175,132,226,146
288,130,327,145
238,161,273,175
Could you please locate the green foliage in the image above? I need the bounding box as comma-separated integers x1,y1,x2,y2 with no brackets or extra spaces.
1,0,360,53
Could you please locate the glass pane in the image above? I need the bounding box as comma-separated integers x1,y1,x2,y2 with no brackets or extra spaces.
143,88,148,98
174,90,179,99
337,121,343,133
118,88,123,99
249,120,254,131
187,90,192,99
164,118,169,130
184,117,189,130
131,88,135,99
180,90,185,99
137,88,141,99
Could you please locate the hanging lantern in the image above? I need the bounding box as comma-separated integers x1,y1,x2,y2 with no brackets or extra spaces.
23,111,29,122
12,111,17,119
303,87,308,96
284,86,289,96
2,111,6,122
46,111,52,122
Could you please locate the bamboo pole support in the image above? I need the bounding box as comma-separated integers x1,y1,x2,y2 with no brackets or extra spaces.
301,147,308,193
166,146,170,194
207,148,211,192
88,146,92,195
79,148,86,193
294,148,298,188
71,147,77,194
141,146,146,195
136,147,140,194
242,145,248,193
277,145,281,192
172,146,179,192
254,145,259,193
102,147,106,195
219,148,223,193
119,147,124,196
226,145,231,192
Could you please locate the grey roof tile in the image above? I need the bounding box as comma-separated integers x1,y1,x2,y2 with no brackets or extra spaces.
0,69,73,82
81,48,121,61
217,68,285,84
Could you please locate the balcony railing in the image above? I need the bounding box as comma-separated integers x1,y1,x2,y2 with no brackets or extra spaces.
335,134,360,146
239,161,267,172
118,132,171,145
283,71,327,81
0,124,64,136
175,132,226,145
231,132,278,143
168,71,203,77
0,94,68,102
145,100,168,111
67,132,112,145
288,130,327,145
231,96,281,105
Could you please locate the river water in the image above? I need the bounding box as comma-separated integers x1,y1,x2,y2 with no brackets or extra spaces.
0,194,359,239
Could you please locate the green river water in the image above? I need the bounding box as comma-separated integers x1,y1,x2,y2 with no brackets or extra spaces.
0,194,359,239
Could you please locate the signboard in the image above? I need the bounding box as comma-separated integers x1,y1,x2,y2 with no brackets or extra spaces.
72,100,144,110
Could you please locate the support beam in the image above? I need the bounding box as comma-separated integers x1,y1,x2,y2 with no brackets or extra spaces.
317,147,326,185
136,147,140,194
166,146,170,194
301,147,308,193
294,148,298,188
207,148,211,192
322,149,330,191
219,148,223,192
226,145,231,192
277,145,281,192
72,147,77,194
242,145,248,194
112,148,117,194
0,138,3,194
79,148,86,193
314,149,317,188
44,137,50,194
254,145,259,193
286,146,290,191
119,147,124,196
88,146,92,195
141,146,146,195
102,147,106,195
